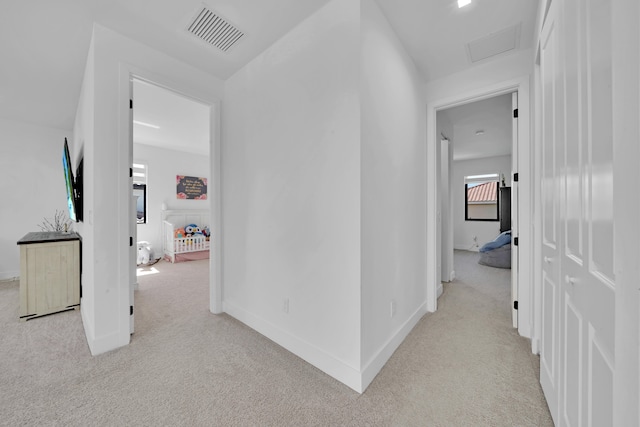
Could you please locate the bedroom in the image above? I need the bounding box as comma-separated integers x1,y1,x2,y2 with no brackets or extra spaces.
132,78,212,331
437,92,514,300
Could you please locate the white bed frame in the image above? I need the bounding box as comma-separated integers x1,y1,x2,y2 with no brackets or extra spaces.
162,209,211,263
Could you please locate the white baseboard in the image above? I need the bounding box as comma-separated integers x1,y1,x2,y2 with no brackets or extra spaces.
454,244,479,252
81,304,130,356
224,300,428,394
450,270,456,281
224,301,363,392
81,304,96,351
437,283,443,298
531,337,540,355
360,300,428,392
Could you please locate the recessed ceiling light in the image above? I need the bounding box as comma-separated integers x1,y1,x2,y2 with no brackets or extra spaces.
475,130,485,136
133,120,160,129
458,0,472,8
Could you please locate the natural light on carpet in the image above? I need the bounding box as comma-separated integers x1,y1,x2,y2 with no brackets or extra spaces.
137,267,160,277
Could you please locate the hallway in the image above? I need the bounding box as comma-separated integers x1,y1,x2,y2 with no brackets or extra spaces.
379,250,553,425
1,253,552,425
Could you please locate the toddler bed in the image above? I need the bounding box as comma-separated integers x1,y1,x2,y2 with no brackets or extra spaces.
162,209,211,263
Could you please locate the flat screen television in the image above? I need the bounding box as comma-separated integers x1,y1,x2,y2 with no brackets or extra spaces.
62,138,78,222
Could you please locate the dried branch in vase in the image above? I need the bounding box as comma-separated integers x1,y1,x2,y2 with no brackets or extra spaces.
38,210,73,232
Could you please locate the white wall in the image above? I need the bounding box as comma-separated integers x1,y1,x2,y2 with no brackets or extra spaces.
223,0,428,393
452,155,512,250
74,24,223,355
73,35,95,328
133,143,210,253
360,0,427,385
0,118,71,280
223,0,362,390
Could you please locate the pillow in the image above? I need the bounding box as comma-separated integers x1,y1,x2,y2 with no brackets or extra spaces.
479,230,511,253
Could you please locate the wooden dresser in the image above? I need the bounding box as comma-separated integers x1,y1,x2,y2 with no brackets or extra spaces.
17,232,81,320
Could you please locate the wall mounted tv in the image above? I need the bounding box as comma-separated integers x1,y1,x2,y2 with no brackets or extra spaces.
62,138,83,222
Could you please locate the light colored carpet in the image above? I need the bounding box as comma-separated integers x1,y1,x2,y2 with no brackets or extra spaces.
0,252,552,426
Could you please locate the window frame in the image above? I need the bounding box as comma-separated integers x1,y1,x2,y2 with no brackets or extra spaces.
464,174,500,222
133,183,147,224
133,162,148,225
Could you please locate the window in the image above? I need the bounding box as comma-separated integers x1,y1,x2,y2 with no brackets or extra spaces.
133,163,147,224
464,173,500,221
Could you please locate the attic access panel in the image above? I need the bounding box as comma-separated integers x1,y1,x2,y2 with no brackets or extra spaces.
466,23,521,64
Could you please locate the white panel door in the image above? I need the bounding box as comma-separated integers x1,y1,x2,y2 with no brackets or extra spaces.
540,0,616,425
562,0,615,424
539,1,563,421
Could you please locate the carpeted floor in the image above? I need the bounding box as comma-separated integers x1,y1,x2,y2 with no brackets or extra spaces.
0,251,552,426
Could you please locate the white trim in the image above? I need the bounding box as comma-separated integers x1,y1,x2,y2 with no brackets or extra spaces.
224,301,364,392
611,0,640,422
81,303,129,355
360,301,428,391
225,299,428,394
533,53,543,357
209,96,223,315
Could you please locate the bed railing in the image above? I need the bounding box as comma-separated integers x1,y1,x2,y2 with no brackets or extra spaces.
162,218,210,263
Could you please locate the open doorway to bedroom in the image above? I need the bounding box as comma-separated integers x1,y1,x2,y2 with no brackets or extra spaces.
436,92,516,323
130,77,212,335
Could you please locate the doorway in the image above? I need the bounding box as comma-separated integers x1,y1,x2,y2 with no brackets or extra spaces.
426,76,533,343
128,75,221,334
436,92,515,320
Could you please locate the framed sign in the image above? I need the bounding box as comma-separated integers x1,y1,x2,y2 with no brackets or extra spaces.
176,175,208,200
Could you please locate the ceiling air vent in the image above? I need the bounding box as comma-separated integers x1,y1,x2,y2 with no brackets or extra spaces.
187,7,244,52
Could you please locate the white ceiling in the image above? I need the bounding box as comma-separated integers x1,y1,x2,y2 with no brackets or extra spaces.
0,0,331,131
133,80,210,155
439,93,514,161
375,0,538,81
0,0,539,149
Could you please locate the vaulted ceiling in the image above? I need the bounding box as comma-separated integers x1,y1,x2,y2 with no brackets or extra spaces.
0,0,539,138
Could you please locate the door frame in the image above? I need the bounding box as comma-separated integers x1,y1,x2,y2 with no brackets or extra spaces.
426,75,534,343
119,65,223,326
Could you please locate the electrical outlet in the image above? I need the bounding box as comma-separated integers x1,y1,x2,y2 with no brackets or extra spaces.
283,298,289,314
390,300,396,318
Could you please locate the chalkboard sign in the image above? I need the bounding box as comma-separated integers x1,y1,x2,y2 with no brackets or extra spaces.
176,175,208,200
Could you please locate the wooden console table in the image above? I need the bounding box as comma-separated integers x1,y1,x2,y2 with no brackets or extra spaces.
17,232,81,320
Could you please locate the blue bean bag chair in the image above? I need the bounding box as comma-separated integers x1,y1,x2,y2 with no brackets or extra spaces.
479,231,511,253
478,244,512,269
